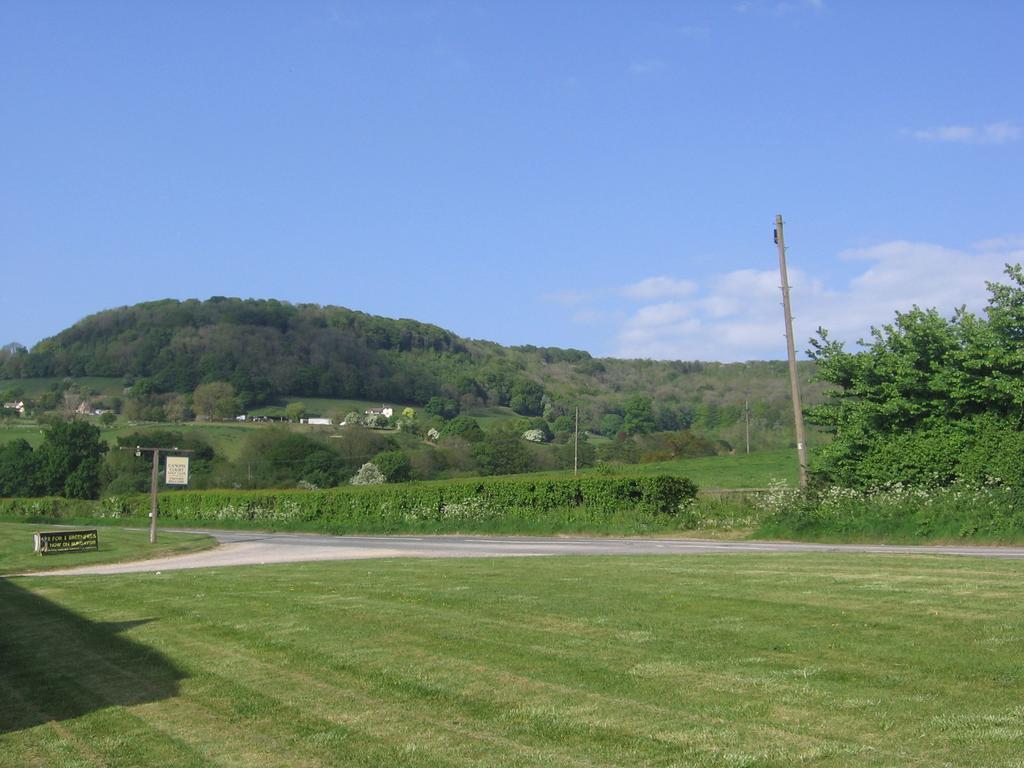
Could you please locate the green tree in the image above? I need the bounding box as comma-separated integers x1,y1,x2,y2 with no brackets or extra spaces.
163,394,193,422
622,395,656,435
425,396,459,420
36,420,107,499
439,415,484,443
105,430,218,494
509,380,545,416
551,414,575,434
237,429,339,488
372,450,411,482
808,265,1024,488
600,413,624,436
0,439,42,496
554,432,596,470
193,382,238,421
472,427,534,476
285,402,307,423
301,450,344,488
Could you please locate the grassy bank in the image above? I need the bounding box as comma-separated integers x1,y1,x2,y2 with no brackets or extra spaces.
4,554,1024,766
754,482,1024,544
0,522,216,576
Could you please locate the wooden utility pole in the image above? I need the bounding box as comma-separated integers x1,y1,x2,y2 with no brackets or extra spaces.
573,406,579,476
774,214,809,488
744,396,750,455
123,446,194,543
148,447,160,543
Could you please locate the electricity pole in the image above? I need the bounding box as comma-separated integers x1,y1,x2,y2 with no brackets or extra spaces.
744,395,750,455
775,214,809,488
123,446,194,543
573,406,579,476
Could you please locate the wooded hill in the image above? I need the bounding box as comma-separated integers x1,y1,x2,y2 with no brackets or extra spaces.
1,297,823,448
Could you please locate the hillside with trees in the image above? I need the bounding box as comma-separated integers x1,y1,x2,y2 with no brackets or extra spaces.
0,297,824,450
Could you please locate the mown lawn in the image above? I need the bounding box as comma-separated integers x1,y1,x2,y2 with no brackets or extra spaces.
3,553,1023,766
0,523,216,576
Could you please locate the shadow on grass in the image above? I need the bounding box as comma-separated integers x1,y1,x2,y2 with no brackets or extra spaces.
0,579,184,734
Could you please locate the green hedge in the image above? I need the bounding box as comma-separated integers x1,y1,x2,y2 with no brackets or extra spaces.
0,476,697,533
753,482,1024,543
0,497,99,521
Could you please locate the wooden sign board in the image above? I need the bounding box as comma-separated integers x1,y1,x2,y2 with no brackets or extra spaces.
165,456,190,485
34,529,99,555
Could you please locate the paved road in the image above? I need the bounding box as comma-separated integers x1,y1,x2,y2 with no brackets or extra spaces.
26,528,1024,576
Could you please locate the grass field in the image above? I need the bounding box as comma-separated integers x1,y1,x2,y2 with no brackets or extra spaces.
0,419,305,461
248,397,419,419
0,377,124,398
604,449,799,488
0,523,216,576
4,553,1024,766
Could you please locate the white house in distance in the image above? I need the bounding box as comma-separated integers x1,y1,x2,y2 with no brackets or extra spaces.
3,400,25,415
365,406,394,419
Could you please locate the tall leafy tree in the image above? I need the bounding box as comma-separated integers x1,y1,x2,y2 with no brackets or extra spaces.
193,382,239,420
809,265,1024,488
622,395,656,435
0,439,42,497
36,420,107,499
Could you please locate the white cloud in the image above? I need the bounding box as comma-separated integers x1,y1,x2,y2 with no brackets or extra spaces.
622,276,698,300
911,121,1021,145
599,240,1015,361
973,235,1024,251
622,302,693,329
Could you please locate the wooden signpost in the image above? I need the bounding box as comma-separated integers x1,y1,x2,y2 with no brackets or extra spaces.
123,446,194,543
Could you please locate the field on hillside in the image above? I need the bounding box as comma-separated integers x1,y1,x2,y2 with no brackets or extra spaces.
4,553,1023,767
0,418,271,460
630,449,800,488
0,377,124,398
249,397,419,419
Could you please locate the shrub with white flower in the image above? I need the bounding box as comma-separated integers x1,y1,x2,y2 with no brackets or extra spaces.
350,462,385,485
426,428,440,443
522,429,547,443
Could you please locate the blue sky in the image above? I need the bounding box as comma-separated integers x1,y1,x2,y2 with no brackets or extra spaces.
2,1,1021,361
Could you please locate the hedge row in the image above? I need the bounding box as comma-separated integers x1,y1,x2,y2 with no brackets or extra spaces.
1,475,698,532
0,497,99,520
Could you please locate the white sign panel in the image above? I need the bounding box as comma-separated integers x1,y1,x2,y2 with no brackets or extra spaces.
165,456,190,486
